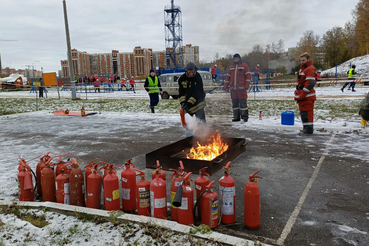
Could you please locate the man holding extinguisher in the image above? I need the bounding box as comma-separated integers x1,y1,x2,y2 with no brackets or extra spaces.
294,52,316,135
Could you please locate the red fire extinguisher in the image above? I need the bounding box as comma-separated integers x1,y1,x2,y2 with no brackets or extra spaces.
101,163,120,211
168,160,186,221
17,158,34,201
195,167,210,216
36,151,51,196
150,162,167,219
86,164,103,209
173,172,194,225
135,169,151,216
81,106,86,117
151,160,166,180
54,153,72,178
219,161,236,224
244,170,262,229
200,180,219,229
41,157,56,202
121,159,137,212
83,158,99,189
55,163,71,204
69,158,85,207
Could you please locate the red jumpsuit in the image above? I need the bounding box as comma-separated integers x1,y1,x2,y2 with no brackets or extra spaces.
294,60,316,134
224,60,251,121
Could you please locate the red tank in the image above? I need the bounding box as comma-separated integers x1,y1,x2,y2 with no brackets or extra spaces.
69,158,85,206
86,167,102,209
54,153,72,178
36,152,51,196
121,159,137,212
55,167,70,204
244,170,262,229
195,167,210,216
219,161,236,224
177,172,194,225
200,180,219,229
168,160,186,221
136,169,150,216
41,161,56,202
103,167,120,211
17,159,34,201
83,158,99,189
150,167,167,219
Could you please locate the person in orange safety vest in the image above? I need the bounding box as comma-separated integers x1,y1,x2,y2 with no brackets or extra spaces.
294,52,317,135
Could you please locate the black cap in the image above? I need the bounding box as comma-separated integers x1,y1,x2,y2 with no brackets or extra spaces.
233,53,241,59
150,69,155,73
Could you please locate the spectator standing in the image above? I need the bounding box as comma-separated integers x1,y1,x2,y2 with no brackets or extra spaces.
144,69,163,113
254,64,260,81
38,77,44,98
93,80,100,93
210,64,217,81
120,78,126,91
294,52,317,135
178,62,206,122
129,76,136,93
224,53,251,122
341,65,357,92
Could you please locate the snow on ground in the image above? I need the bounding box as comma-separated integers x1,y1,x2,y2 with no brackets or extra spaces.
321,54,369,78
1,85,369,245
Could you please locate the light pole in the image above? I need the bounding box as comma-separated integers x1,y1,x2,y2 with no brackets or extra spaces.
32,61,39,79
62,0,76,99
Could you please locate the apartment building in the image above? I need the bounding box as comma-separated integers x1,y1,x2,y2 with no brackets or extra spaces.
61,44,199,78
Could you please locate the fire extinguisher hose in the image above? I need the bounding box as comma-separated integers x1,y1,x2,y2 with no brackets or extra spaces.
192,189,207,226
30,168,37,192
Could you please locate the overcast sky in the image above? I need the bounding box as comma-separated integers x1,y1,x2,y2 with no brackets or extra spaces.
0,0,359,73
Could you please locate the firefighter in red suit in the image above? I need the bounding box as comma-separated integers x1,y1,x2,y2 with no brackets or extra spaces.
224,53,251,122
294,52,317,134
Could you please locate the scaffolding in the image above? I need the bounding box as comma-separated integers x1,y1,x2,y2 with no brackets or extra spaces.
164,0,183,69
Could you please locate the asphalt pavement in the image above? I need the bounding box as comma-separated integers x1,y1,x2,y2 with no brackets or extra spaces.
1,111,368,246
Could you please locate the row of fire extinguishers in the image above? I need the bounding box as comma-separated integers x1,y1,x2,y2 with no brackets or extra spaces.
17,152,262,230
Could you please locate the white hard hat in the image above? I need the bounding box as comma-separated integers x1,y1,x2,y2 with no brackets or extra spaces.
214,64,217,67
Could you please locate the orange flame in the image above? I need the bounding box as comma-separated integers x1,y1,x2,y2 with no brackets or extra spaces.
186,131,229,160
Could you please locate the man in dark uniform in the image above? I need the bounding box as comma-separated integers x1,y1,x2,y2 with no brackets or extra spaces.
178,62,206,122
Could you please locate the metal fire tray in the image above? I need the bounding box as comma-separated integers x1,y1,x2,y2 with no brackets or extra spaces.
146,137,247,175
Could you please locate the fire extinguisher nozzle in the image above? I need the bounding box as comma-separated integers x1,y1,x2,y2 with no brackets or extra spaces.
172,185,183,207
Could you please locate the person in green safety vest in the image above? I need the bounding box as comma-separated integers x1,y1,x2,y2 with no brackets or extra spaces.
144,69,163,113
341,65,357,92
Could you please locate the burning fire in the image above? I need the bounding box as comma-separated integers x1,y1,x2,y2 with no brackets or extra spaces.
186,131,229,160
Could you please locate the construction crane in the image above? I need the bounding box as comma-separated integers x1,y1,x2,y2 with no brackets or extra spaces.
164,0,183,69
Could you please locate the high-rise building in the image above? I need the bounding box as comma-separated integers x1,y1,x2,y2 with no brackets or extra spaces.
61,44,200,78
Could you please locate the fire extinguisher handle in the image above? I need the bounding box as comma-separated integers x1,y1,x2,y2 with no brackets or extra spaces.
205,180,216,189
168,169,180,179
183,172,192,181
179,160,185,171
225,161,231,170
198,167,208,173
156,160,161,168
249,170,262,179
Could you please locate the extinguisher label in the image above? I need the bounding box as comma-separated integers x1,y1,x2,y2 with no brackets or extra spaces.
87,193,93,197
122,188,130,200
64,183,69,194
138,187,146,192
55,182,58,191
154,197,166,209
212,200,219,220
122,178,127,183
196,184,201,190
150,191,154,217
139,189,150,208
175,181,181,187
112,189,120,200
64,194,70,205
219,186,235,215
179,197,188,210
